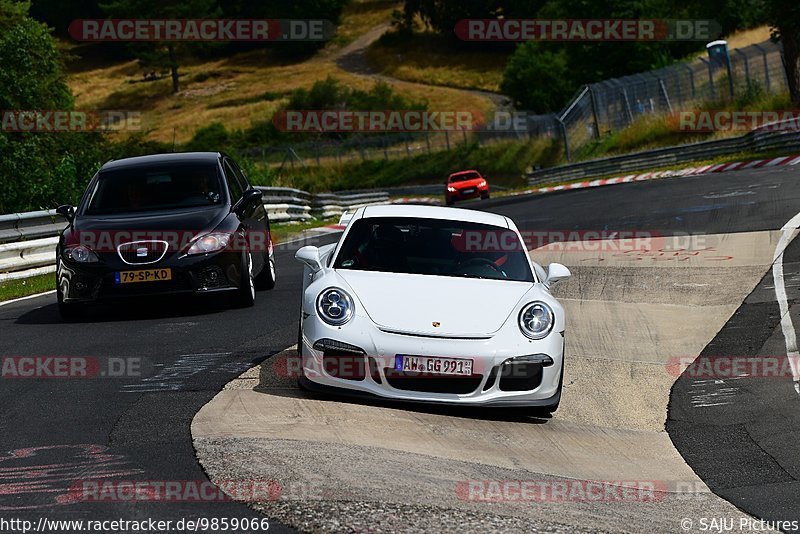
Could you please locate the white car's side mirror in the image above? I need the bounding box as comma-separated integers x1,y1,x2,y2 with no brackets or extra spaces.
296,246,323,273
545,263,571,286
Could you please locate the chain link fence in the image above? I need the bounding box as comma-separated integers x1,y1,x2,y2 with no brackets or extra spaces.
240,121,559,170
242,40,788,168
560,40,788,159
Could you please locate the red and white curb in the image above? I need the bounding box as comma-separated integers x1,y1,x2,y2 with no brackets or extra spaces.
387,154,800,206
532,154,800,195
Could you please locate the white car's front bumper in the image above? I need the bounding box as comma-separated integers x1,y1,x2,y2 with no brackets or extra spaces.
299,312,564,407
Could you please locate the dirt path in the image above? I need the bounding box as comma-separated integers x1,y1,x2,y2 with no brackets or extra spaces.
332,23,511,111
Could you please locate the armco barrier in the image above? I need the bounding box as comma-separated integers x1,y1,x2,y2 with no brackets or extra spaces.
0,209,67,244
527,129,800,185
254,186,312,222
311,191,390,219
0,237,58,282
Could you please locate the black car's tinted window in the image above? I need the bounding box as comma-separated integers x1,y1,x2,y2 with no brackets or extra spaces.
224,161,245,204
85,163,224,215
334,217,534,282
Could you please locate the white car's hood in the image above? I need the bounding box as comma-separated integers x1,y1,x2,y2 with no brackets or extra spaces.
336,270,533,337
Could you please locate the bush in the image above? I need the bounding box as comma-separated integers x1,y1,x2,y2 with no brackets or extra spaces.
500,44,573,113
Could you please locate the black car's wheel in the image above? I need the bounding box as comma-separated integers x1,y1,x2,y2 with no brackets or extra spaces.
57,281,86,322
254,236,276,291
235,252,256,308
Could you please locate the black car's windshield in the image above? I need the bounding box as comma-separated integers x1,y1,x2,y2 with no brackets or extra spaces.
84,162,224,215
334,217,534,282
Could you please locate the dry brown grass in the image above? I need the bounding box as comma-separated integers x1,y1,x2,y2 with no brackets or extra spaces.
66,0,494,144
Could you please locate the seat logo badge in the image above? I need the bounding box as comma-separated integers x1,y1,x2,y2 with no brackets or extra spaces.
136,247,148,257
432,322,441,328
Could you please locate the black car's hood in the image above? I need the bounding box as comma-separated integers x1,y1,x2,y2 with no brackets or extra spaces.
73,206,229,233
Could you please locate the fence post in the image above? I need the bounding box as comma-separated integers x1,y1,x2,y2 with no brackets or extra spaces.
621,88,634,125
699,57,716,99
382,137,388,161
753,43,771,92
734,48,750,85
588,85,600,139
314,142,321,166
658,79,673,113
556,116,571,162
683,64,696,100
405,137,410,157
672,71,683,107
444,130,450,151
425,132,431,154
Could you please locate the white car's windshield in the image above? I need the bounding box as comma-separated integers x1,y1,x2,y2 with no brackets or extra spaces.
333,217,534,282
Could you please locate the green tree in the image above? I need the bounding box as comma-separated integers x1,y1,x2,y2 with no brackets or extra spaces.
500,45,573,112
100,0,221,93
0,0,108,214
764,0,800,104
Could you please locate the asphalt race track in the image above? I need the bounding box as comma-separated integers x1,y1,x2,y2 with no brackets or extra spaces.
2,165,800,532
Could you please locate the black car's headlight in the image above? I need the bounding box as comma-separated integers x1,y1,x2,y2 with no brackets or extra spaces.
316,287,355,326
518,301,554,340
63,244,99,263
187,232,231,255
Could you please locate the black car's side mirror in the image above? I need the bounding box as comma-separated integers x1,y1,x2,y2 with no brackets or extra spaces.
55,204,75,223
234,189,263,215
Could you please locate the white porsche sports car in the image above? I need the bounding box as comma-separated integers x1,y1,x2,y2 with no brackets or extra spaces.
295,204,570,412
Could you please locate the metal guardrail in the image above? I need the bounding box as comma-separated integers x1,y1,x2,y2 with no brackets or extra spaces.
0,187,389,281
527,129,800,185
0,210,67,244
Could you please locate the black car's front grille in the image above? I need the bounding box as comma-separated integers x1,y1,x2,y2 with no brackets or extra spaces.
118,241,169,265
384,369,483,394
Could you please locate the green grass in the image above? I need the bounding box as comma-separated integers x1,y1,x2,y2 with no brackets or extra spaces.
0,273,55,302
249,137,563,192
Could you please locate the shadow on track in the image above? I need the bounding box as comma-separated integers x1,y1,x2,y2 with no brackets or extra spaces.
14,294,234,325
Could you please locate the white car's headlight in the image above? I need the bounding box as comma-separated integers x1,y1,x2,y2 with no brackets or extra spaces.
317,287,354,326
63,245,99,263
187,232,231,255
518,301,554,340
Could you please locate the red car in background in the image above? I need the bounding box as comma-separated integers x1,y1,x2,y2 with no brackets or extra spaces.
445,170,490,205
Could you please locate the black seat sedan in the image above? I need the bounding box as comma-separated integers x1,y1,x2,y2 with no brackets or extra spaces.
55,152,275,320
